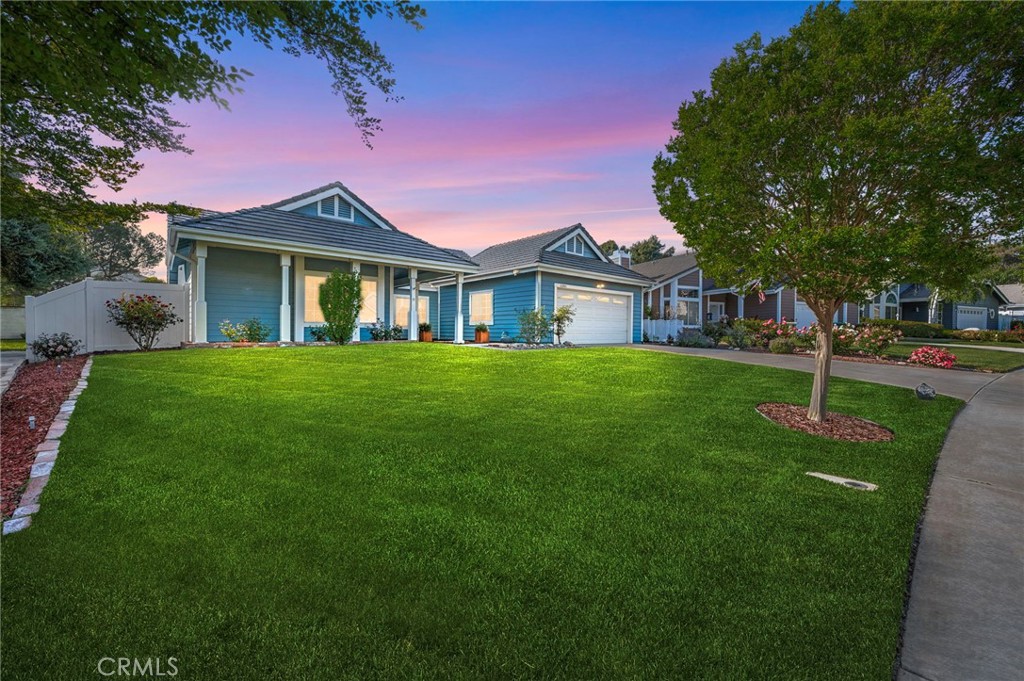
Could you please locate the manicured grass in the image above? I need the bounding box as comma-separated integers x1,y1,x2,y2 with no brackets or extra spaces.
903,336,1024,350
0,338,26,351
883,342,1024,372
1,345,961,680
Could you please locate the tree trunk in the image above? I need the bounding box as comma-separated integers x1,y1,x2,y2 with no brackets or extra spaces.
928,289,941,325
807,316,834,423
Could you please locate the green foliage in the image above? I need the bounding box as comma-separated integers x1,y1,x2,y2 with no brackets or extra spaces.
599,240,619,255
105,294,182,350
319,270,362,344
0,1,425,230
550,305,576,344
725,326,752,349
474,322,489,332
85,222,165,280
218,318,272,344
654,2,1023,311
627,235,675,265
701,321,730,344
0,219,89,292
769,337,796,354
676,330,716,348
418,322,431,332
863,318,946,339
29,331,82,361
369,320,404,341
308,326,329,343
517,307,550,344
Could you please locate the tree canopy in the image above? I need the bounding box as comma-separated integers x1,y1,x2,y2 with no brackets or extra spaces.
653,1,1023,420
0,1,425,230
0,219,90,293
599,240,619,256
85,223,166,281
628,235,675,264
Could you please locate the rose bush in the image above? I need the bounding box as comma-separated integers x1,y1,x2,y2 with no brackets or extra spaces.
106,294,182,351
29,332,82,362
908,346,957,369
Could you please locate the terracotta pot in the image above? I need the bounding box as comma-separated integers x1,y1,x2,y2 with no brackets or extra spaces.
474,330,489,343
419,330,433,343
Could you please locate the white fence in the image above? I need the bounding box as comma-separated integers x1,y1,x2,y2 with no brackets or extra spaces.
643,319,697,340
25,279,190,361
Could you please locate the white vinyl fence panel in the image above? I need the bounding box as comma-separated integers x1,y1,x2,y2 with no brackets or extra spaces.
25,279,189,361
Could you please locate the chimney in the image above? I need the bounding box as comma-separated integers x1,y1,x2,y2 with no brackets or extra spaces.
610,248,631,268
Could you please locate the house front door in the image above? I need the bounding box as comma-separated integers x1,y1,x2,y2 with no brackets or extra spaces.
708,302,725,322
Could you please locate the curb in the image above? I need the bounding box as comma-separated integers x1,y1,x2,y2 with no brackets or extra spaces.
2,356,92,535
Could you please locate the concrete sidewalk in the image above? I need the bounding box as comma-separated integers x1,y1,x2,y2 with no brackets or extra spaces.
0,350,26,396
623,345,999,400
896,370,1024,681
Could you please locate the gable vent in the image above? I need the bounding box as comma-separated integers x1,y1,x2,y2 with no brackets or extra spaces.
319,196,337,217
337,198,353,221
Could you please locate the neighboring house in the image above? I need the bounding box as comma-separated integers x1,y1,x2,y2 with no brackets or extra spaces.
866,283,1010,331
997,284,1024,329
629,253,858,337
167,182,478,342
434,225,651,344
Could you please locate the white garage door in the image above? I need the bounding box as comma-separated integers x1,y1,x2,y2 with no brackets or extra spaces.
556,286,631,344
956,306,987,330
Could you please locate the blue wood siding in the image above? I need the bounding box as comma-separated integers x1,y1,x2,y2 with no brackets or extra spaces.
206,247,282,341
540,273,644,343
435,274,536,341
354,209,374,227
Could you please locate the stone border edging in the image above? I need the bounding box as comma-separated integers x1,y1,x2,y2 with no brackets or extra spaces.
2,356,92,535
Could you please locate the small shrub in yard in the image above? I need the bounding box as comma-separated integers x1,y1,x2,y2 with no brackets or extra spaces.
951,329,999,342
866,318,945,339
908,346,957,369
769,337,796,354
676,330,716,348
106,294,182,351
701,321,730,344
319,269,362,344
725,326,752,349
997,328,1024,343
550,305,576,344
309,326,329,342
219,318,272,343
854,325,903,355
518,308,550,344
30,332,82,361
751,318,794,347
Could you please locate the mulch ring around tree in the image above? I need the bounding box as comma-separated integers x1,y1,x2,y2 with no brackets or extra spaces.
756,402,894,442
1,356,87,518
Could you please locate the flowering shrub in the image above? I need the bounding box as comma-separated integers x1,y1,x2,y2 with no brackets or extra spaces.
30,332,82,362
106,294,182,351
769,337,795,354
746,318,795,347
853,324,903,355
998,328,1024,343
801,323,858,354
219,318,272,343
908,346,957,369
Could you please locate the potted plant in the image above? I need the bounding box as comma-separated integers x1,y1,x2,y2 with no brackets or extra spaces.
474,323,490,343
418,322,433,343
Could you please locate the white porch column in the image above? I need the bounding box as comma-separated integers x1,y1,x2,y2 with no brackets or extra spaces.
535,271,542,310
409,268,419,341
279,254,291,342
670,276,679,324
454,272,465,344
737,292,744,319
293,255,305,342
351,261,361,343
696,270,703,327
195,243,208,343
388,267,396,326
776,290,783,322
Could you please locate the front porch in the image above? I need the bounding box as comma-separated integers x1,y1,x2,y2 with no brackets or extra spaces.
175,242,475,344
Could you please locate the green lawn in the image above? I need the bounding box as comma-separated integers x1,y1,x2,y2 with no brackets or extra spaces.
883,342,1024,372
902,336,1024,350
0,338,26,351
1,345,961,680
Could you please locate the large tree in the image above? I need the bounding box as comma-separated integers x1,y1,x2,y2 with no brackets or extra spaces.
0,220,90,293
85,223,166,281
654,1,1023,422
628,235,675,264
0,1,425,231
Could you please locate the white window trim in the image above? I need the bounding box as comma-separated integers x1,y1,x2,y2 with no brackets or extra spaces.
469,289,494,325
544,228,610,263
276,187,393,230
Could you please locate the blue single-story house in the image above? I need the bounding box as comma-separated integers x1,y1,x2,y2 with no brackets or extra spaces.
434,225,651,344
167,182,650,344
860,283,1010,330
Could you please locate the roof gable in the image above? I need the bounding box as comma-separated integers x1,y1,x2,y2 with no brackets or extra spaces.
629,252,699,282
269,181,397,231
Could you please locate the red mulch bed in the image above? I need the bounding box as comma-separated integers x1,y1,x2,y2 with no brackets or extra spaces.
756,402,894,442
1,356,87,517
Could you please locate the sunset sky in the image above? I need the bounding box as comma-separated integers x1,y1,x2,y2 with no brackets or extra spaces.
96,2,813,273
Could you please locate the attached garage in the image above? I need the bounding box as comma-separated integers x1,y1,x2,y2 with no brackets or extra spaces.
555,285,632,344
955,306,987,330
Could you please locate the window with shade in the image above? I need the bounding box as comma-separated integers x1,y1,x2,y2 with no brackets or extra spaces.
304,274,377,324
469,291,493,325
394,295,429,328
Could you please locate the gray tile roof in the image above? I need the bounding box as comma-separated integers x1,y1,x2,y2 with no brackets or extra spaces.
470,224,651,283
629,252,698,282
168,208,223,225
997,283,1024,304
171,207,477,268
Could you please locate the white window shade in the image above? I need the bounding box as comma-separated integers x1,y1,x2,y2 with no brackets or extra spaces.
360,279,378,323
394,296,428,327
469,291,493,324
305,274,327,323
